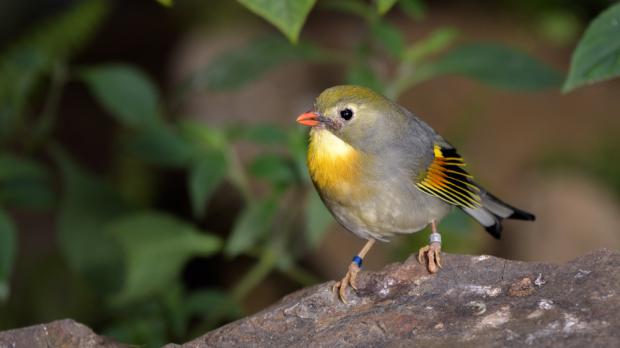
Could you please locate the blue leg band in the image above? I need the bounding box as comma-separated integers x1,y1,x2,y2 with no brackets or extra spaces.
352,255,363,267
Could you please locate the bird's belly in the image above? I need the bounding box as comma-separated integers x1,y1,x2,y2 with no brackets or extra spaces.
321,177,451,241
307,128,450,240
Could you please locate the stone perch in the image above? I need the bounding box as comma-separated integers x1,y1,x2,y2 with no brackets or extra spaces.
0,319,126,348
1,249,619,347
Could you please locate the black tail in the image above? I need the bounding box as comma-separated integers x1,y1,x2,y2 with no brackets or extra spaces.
462,191,535,239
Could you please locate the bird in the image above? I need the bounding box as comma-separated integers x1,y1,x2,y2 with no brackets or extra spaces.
296,85,535,303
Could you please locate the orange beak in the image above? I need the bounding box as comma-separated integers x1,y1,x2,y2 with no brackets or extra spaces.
296,112,320,127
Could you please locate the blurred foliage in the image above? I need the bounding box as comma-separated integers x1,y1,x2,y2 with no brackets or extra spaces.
0,209,16,301
80,65,162,127
0,0,617,346
54,147,128,296
157,0,174,7
0,0,106,141
563,2,620,92
107,213,221,305
536,10,581,47
237,0,317,43
0,153,54,209
186,36,328,91
427,43,563,90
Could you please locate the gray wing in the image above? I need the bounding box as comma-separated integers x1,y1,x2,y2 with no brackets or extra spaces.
399,106,535,238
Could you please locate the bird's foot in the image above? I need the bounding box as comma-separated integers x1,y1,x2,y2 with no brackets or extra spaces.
418,241,442,274
332,261,361,303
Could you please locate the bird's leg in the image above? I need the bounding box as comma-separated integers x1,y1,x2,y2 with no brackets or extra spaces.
418,220,443,273
333,239,375,303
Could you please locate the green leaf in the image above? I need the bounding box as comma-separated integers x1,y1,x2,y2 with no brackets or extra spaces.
0,0,107,139
0,209,17,301
398,0,426,21
249,153,296,188
304,190,332,247
430,43,563,90
107,212,221,304
0,153,54,209
54,148,127,295
321,0,375,21
563,2,620,92
371,21,405,59
377,0,398,15
189,151,228,219
180,121,228,150
188,36,327,92
403,27,459,63
156,0,173,7
225,198,278,257
80,64,161,127
127,125,197,168
237,0,317,43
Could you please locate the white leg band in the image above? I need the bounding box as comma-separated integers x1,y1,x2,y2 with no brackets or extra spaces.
429,232,441,245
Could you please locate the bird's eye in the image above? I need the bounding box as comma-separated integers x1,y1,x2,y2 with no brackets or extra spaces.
340,108,354,120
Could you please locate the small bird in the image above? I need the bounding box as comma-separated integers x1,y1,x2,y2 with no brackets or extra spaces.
296,85,535,302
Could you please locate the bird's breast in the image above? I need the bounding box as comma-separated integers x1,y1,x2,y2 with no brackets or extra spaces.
307,128,369,200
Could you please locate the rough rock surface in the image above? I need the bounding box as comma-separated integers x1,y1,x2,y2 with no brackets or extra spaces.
172,249,619,347
1,250,618,348
0,319,126,348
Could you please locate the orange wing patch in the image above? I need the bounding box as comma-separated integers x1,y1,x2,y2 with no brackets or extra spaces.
416,144,481,209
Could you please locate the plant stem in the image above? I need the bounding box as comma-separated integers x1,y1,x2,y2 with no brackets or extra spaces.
30,62,67,150
385,63,436,100
278,262,321,286
231,248,278,301
226,145,255,203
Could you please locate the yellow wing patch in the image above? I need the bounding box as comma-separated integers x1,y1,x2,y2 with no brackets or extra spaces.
416,144,481,209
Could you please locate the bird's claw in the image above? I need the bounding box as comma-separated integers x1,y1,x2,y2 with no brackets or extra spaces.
418,242,442,273
333,262,361,303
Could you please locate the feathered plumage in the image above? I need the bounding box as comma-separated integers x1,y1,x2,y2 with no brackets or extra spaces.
297,85,536,302
416,143,535,239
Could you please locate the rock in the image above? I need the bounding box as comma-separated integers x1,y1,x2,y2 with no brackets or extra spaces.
507,277,536,297
0,319,127,348
170,249,619,347
1,250,618,347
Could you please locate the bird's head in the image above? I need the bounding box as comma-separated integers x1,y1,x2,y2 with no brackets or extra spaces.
296,85,405,152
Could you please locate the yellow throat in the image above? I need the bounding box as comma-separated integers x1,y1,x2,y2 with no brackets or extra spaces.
307,128,361,197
